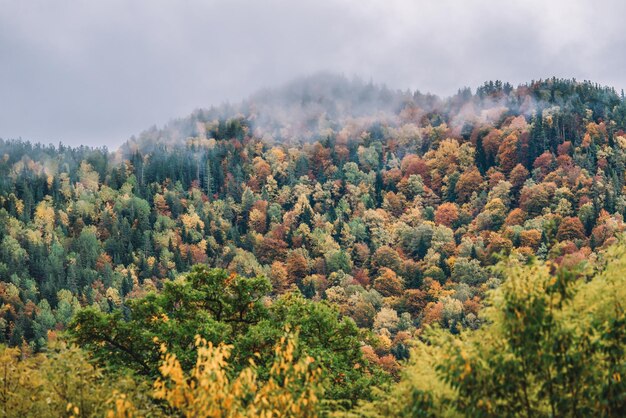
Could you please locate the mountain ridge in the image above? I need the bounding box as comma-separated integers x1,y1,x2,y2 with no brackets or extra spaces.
118,73,625,156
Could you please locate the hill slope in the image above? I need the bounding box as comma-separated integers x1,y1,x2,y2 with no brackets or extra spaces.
1,76,626,411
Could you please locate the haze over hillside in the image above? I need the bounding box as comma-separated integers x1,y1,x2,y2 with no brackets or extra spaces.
121,72,624,153
3,0,626,147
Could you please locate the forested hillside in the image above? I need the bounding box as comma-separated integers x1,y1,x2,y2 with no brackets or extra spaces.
1,76,626,416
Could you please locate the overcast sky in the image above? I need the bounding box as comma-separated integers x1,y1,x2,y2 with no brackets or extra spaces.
1,0,625,148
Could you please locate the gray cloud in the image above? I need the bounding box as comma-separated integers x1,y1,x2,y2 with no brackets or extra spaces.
1,0,625,147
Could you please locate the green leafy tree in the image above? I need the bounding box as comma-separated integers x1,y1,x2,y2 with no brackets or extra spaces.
70,266,387,407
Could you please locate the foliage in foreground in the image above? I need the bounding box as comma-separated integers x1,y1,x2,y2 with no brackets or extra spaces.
3,243,626,416
352,244,626,417
0,332,322,418
69,266,387,408
0,338,155,418
150,333,321,418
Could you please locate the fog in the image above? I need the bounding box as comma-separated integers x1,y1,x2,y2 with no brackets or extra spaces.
1,0,625,148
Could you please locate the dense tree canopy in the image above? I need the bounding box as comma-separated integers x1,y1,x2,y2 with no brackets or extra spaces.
2,76,626,415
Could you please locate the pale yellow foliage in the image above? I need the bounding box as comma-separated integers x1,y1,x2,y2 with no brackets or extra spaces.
181,207,205,231
106,287,122,306
78,161,100,192
34,197,55,233
0,340,154,418
266,148,289,178
249,208,267,233
9,194,24,216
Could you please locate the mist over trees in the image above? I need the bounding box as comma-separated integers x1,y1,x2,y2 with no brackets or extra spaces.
1,75,626,416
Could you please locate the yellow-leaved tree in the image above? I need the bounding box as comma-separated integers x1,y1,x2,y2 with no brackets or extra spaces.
150,332,322,418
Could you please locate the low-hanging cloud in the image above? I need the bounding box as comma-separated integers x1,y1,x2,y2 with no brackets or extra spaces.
1,0,625,148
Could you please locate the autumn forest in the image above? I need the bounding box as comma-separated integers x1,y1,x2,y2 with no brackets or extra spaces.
1,75,625,416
